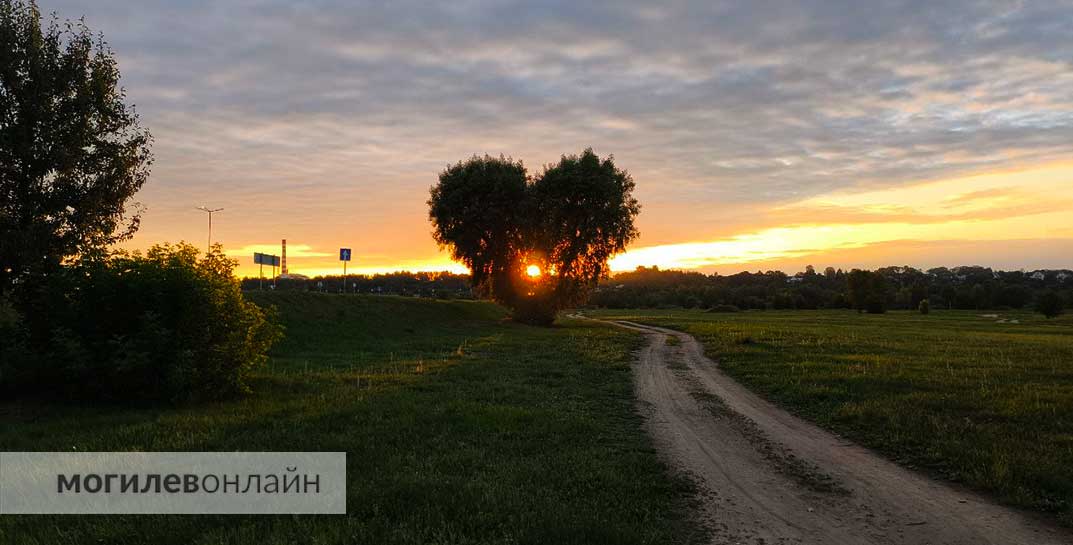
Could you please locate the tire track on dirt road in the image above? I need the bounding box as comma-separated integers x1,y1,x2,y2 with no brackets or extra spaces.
602,318,1070,545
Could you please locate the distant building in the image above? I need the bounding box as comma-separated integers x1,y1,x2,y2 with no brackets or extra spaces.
1030,271,1046,281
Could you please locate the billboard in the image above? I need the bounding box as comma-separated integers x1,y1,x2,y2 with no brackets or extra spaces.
254,253,281,267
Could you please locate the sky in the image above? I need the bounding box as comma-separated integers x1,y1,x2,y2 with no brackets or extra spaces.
37,0,1073,277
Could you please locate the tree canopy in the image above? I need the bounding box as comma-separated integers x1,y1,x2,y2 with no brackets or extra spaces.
1036,290,1065,319
428,154,527,307
847,269,887,313
0,0,152,293
429,149,639,324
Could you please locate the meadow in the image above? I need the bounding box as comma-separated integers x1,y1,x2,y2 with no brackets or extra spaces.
0,293,704,545
590,307,1073,524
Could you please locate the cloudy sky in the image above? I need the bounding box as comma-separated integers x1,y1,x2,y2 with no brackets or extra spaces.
39,0,1073,275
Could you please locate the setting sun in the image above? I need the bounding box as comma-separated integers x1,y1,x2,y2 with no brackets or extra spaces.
5,1,1073,542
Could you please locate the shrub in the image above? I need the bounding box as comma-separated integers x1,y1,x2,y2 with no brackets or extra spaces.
2,243,282,403
706,304,741,313
0,295,27,386
918,299,930,314
1035,290,1064,319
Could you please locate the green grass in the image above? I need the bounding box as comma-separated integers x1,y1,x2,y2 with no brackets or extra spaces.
590,308,1073,524
0,293,703,545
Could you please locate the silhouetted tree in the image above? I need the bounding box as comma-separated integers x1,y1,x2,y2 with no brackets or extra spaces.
0,0,152,294
1035,290,1064,319
428,155,527,308
429,149,639,324
522,149,640,323
847,269,886,313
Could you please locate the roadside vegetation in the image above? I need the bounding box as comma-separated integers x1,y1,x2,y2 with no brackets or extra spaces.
590,308,1073,524
1,244,281,402
0,3,279,405
0,294,704,545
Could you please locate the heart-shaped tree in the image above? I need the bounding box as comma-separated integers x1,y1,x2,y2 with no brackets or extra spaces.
429,149,640,325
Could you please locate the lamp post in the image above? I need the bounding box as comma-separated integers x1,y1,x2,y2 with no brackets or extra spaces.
195,206,224,252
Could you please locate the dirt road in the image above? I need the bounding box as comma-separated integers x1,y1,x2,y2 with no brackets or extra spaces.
607,319,1070,545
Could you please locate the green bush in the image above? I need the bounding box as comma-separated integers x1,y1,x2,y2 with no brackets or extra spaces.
1035,290,1064,319
706,304,741,313
2,243,282,403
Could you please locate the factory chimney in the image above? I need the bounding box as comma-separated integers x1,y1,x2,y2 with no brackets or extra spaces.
281,239,288,275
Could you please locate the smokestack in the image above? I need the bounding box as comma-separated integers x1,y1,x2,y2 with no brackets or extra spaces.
281,239,288,275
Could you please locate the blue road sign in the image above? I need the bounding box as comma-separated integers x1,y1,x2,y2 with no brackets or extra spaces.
340,248,351,261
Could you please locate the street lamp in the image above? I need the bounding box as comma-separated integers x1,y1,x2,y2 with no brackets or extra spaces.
195,206,224,252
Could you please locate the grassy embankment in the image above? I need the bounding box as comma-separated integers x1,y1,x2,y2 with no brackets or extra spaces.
590,308,1073,524
0,293,703,545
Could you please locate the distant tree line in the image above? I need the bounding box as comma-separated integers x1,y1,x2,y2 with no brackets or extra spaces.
240,272,473,298
257,264,1071,317
588,265,1072,316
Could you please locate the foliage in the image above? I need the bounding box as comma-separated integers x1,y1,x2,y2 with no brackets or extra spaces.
706,304,741,313
918,298,930,314
429,150,639,325
526,150,640,314
847,269,887,313
1,243,282,403
0,0,152,292
0,294,22,384
241,271,473,297
1036,290,1065,318
589,265,1073,313
428,155,527,306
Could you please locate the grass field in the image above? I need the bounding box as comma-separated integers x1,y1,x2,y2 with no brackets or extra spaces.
0,293,703,545
589,308,1073,524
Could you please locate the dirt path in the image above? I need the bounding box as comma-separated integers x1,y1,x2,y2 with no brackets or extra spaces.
605,319,1070,545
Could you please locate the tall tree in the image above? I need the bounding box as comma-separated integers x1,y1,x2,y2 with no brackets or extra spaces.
428,155,528,306
525,149,640,321
429,149,639,325
847,269,887,314
0,0,152,293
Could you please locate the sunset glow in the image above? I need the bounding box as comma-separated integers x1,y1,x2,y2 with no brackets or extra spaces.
191,160,1073,277
608,161,1073,274
9,2,1073,541
51,0,1068,277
